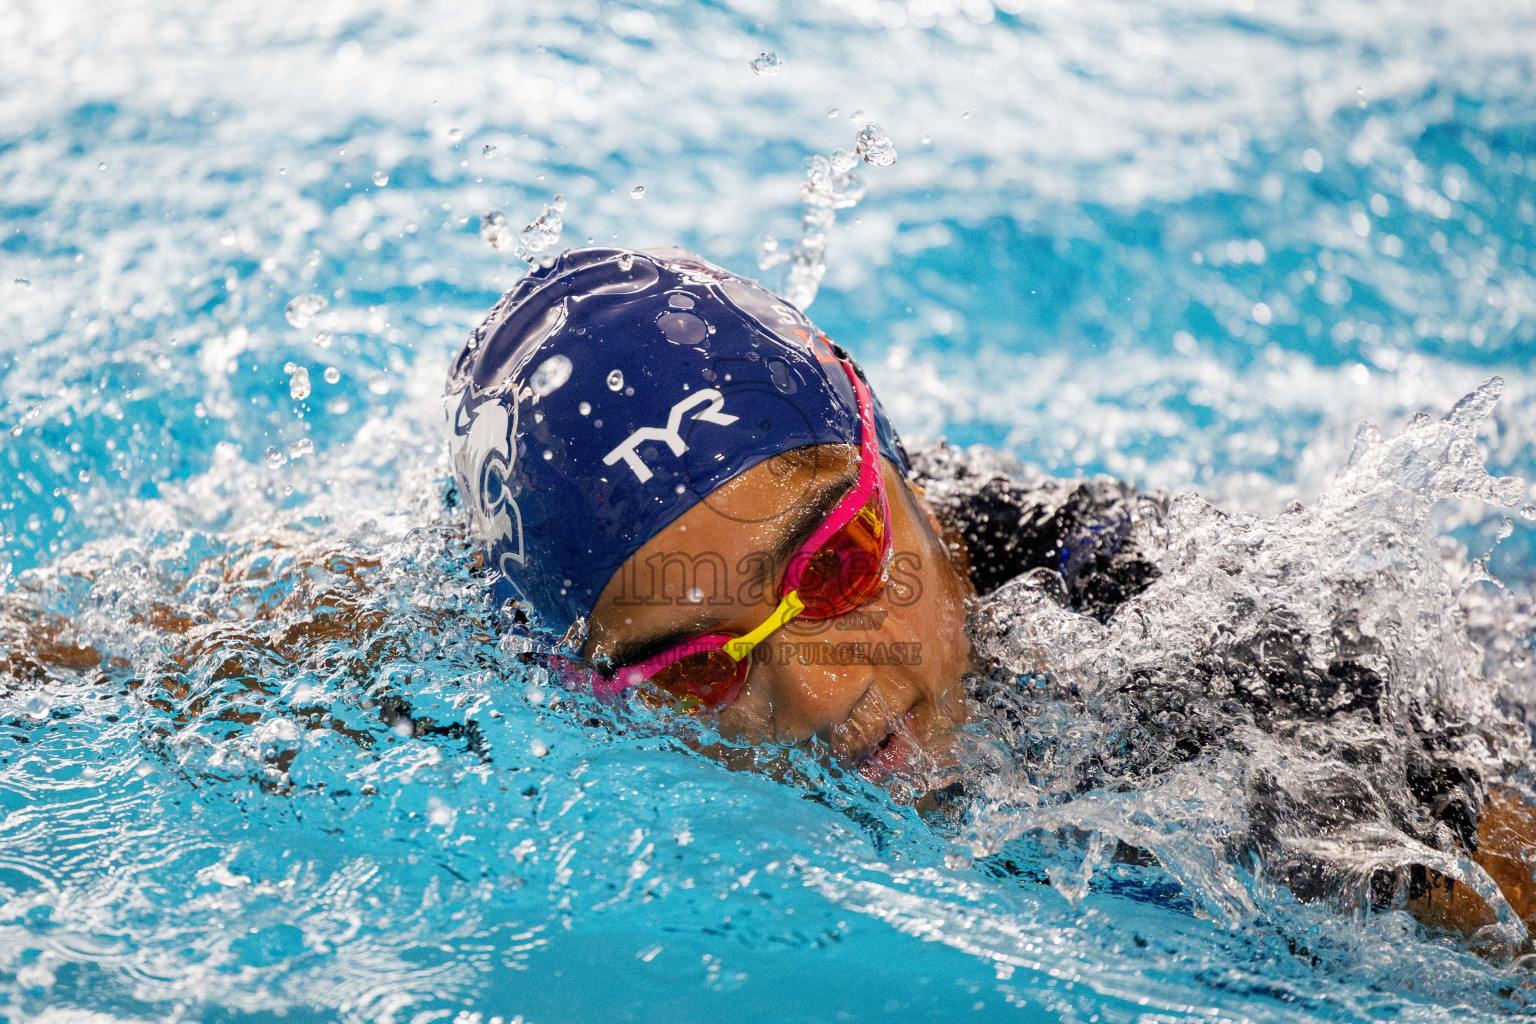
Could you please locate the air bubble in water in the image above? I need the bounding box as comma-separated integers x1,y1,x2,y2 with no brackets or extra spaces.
371,171,388,186
480,210,513,250
856,123,898,167
285,293,328,328
288,438,314,459
288,365,311,401
530,354,573,396
264,446,287,468
312,329,332,348
483,144,497,158
749,52,782,76
607,369,624,392
324,366,341,384
519,196,564,253
631,185,645,199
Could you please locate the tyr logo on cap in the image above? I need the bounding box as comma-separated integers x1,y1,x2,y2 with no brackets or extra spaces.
603,389,739,483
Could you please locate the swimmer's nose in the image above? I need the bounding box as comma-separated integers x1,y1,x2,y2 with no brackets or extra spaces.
745,615,919,755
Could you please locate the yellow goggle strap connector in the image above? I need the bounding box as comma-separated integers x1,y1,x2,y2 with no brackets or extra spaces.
723,591,805,662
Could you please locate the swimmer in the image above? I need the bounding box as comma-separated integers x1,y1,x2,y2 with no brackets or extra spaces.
446,245,1536,942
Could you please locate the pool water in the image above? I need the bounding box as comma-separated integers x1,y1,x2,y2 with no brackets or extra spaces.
5,1,1536,1021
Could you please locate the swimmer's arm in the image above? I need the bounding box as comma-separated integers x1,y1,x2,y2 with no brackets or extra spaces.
1405,789,1536,936
0,605,110,683
0,534,395,685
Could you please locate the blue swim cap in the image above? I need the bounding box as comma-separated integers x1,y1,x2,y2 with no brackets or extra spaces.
445,246,908,640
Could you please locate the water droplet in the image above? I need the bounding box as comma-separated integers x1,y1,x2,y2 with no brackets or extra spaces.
856,123,897,167
757,234,787,270
827,107,840,118
97,162,106,171
288,365,311,401
13,278,31,290
312,329,332,348
1521,504,1536,523
367,373,390,396
617,253,634,272
530,354,573,396
285,293,328,328
630,185,646,199
658,311,707,346
1496,516,1515,542
519,197,565,254
526,686,547,705
264,446,288,468
944,845,974,871
607,370,624,392
687,587,705,604
1303,148,1324,173
371,171,388,186
480,209,513,250
25,695,49,720
578,402,591,416
288,438,315,459
961,110,970,119
324,366,341,384
483,144,498,158
447,126,463,141
530,739,549,757
749,52,782,76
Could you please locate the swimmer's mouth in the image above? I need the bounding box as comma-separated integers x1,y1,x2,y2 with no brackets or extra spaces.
856,706,920,783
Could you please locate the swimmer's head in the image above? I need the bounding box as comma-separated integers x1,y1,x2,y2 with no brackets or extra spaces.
445,246,908,639
448,247,975,784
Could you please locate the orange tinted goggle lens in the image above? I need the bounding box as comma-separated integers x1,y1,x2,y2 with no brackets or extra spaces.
793,491,888,619
646,647,749,711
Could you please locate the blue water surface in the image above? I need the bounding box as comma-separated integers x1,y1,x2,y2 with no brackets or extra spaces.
4,1,1536,1021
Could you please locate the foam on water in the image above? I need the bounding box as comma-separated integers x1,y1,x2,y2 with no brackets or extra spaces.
955,381,1530,944
4,0,1536,1020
